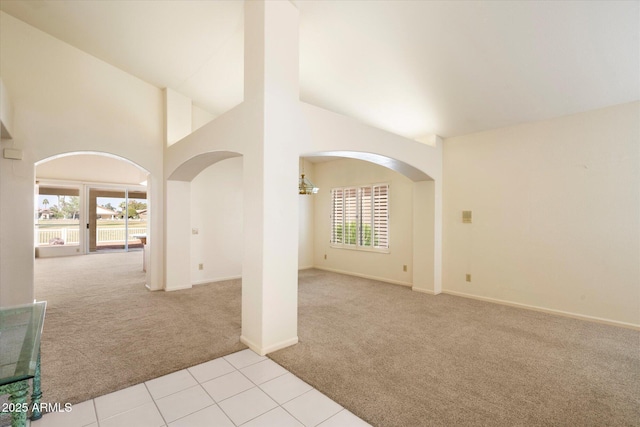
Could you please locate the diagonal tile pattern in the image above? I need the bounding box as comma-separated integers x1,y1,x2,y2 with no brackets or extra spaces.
29,349,371,427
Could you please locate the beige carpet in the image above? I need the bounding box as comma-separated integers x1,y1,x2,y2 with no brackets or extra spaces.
270,269,640,427
34,251,245,405
32,254,640,426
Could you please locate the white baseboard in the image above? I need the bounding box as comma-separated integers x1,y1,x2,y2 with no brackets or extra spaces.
298,265,314,270
240,335,299,356
313,266,412,287
443,289,640,330
262,336,299,354
192,275,242,286
412,287,436,295
165,285,192,292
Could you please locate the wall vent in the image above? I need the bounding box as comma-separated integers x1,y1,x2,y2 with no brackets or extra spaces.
462,210,472,224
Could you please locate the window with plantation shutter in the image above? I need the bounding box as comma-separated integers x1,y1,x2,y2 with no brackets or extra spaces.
331,188,344,244
372,184,389,249
343,188,357,245
359,186,372,247
330,183,389,251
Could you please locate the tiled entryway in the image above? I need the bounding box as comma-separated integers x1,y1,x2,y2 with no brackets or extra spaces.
29,349,370,427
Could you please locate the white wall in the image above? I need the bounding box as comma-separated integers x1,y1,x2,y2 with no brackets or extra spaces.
443,102,640,327
192,105,215,132
165,88,192,147
298,159,315,269
190,157,243,284
412,180,436,293
0,78,13,138
0,11,164,305
313,158,414,286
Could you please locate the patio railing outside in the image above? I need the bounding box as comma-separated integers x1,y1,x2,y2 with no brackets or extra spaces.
37,227,147,246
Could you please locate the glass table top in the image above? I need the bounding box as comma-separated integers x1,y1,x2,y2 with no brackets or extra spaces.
0,301,46,386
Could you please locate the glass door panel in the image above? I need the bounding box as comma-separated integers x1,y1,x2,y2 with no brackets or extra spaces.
90,189,126,252
125,191,147,250
36,186,81,248
88,188,147,252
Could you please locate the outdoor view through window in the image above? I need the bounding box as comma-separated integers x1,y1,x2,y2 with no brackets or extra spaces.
36,186,147,252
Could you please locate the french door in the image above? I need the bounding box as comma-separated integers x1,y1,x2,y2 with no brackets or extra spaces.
86,186,147,253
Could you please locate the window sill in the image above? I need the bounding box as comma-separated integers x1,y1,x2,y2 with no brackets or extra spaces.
329,245,390,254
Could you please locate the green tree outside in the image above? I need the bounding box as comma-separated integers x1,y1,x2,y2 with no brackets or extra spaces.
335,222,377,246
119,200,147,219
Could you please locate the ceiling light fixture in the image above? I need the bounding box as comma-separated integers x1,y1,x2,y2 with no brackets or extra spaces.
298,159,319,195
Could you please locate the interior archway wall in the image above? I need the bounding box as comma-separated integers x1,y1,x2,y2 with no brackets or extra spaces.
167,152,316,292
0,10,165,306
34,151,155,281
165,99,443,295
167,149,436,291
33,149,163,293
298,102,443,293
190,157,244,285
165,150,245,291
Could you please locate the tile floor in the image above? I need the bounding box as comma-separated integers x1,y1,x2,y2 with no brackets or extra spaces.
28,349,371,427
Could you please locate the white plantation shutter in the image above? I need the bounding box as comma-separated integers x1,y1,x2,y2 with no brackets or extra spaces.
373,184,389,249
331,188,344,244
359,186,372,247
343,188,358,245
331,183,389,251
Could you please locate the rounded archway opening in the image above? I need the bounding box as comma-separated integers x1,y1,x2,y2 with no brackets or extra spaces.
165,150,244,291
35,151,151,258
299,150,438,294
302,150,434,182
167,151,242,182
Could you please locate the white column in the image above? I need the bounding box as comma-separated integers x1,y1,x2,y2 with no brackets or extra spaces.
241,0,301,354
163,87,193,290
146,173,164,290
165,180,191,291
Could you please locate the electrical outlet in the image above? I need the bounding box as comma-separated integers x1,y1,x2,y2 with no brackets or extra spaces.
466,274,471,282
324,254,327,260
199,263,204,270
403,264,407,272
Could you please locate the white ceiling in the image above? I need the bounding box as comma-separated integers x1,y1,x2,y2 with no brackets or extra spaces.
1,0,638,138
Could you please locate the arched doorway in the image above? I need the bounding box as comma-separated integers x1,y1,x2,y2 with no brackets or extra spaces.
300,151,439,294
165,151,243,291
34,151,152,272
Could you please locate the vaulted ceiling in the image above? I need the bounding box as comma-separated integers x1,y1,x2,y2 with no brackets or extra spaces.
1,0,638,139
